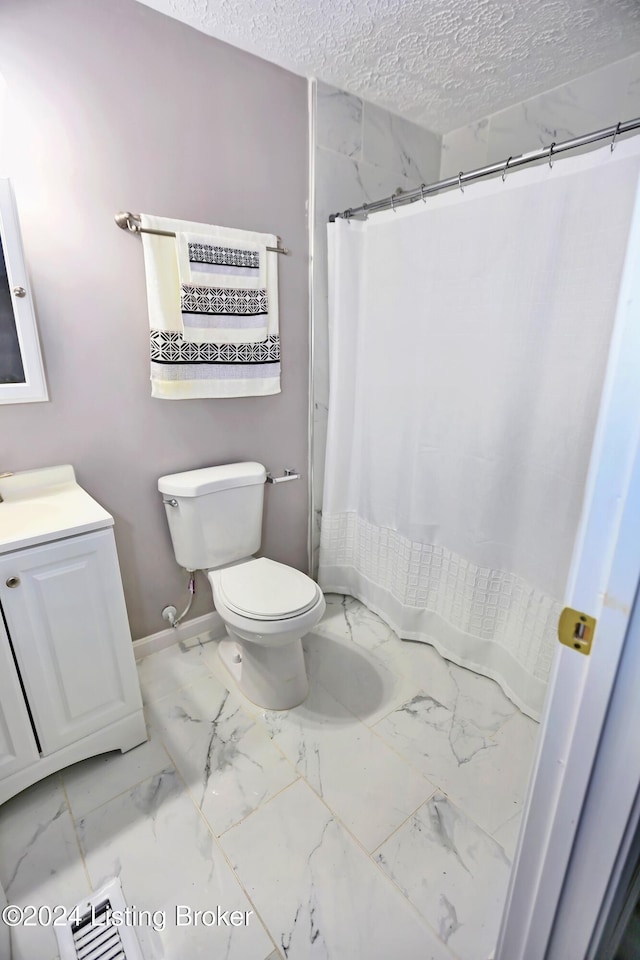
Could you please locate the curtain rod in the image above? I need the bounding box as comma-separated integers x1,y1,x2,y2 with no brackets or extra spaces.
328,117,640,222
114,211,290,254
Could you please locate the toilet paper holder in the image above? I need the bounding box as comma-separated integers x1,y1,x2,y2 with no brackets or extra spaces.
266,468,300,484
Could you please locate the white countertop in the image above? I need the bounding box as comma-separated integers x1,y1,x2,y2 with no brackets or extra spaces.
0,465,113,555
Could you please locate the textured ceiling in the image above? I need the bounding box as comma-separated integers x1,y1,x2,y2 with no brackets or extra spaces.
136,0,640,133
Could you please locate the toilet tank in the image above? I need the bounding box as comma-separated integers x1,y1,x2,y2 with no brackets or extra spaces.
158,462,266,570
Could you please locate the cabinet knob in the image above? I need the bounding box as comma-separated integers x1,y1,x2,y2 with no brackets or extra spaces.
5,576,20,588
12,286,26,298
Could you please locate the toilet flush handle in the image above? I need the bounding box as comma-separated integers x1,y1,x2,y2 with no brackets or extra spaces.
266,468,300,484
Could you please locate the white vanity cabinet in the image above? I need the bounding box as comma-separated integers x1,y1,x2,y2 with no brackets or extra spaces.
0,466,146,804
0,619,40,781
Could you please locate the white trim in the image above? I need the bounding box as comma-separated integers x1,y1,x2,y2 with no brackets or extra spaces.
548,574,640,957
589,786,640,959
0,179,48,404
307,76,317,574
496,167,640,960
133,611,226,662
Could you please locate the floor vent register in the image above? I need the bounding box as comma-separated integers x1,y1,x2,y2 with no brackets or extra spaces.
55,878,144,960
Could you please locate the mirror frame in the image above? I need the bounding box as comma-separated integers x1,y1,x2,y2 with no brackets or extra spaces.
0,178,47,403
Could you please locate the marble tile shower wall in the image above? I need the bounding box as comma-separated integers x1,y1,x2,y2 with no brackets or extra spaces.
311,81,441,573
440,52,640,179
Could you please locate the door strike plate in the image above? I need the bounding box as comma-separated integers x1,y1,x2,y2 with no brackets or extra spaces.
558,607,596,656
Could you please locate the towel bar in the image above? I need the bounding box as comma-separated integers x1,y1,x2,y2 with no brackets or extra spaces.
115,212,290,255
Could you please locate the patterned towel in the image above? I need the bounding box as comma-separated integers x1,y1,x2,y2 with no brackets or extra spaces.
140,214,280,399
176,231,275,344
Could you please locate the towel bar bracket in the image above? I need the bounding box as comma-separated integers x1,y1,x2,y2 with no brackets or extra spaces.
266,469,300,484
115,211,290,254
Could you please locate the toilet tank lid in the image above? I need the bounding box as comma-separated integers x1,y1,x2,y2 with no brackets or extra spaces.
158,462,266,497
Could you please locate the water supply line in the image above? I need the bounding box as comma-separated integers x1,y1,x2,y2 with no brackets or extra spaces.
166,569,197,628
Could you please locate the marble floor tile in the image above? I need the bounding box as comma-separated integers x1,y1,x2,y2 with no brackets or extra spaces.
313,595,518,733
307,596,419,724
197,639,267,720
258,682,436,852
315,596,419,694
220,779,455,960
445,711,538,838
492,808,524,860
136,639,214,704
146,674,298,836
77,768,274,960
302,629,404,727
374,792,511,960
374,696,538,835
62,730,172,819
0,775,90,960
1,595,538,960
401,641,518,734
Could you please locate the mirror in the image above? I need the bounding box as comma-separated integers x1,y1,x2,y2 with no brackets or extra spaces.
0,178,47,403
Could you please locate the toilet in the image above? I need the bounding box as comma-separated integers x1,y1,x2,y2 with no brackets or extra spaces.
158,462,325,709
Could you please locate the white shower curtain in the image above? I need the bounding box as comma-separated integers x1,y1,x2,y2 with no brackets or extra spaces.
319,138,640,719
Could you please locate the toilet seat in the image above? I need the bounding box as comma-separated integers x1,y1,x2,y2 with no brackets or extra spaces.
215,557,320,621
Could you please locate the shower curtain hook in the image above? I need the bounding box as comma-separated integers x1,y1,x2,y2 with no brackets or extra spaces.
611,121,622,152
420,183,427,203
390,194,396,212
362,202,369,220
458,171,464,193
502,156,512,182
548,142,556,169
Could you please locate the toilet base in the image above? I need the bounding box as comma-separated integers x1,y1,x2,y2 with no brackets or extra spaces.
218,633,309,710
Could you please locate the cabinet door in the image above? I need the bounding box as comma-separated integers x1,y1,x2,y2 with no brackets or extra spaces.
0,529,142,756
0,615,39,779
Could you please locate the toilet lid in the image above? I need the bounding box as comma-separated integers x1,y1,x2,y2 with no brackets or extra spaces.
217,558,319,620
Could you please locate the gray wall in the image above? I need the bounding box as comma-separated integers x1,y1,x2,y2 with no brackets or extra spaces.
0,0,309,639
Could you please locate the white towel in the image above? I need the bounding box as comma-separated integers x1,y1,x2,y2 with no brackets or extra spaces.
140,214,280,399
176,227,276,344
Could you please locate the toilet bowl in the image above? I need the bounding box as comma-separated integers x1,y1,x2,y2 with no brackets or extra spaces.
158,462,325,710
210,557,325,709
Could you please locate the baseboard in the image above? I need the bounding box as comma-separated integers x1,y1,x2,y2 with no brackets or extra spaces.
133,611,226,661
